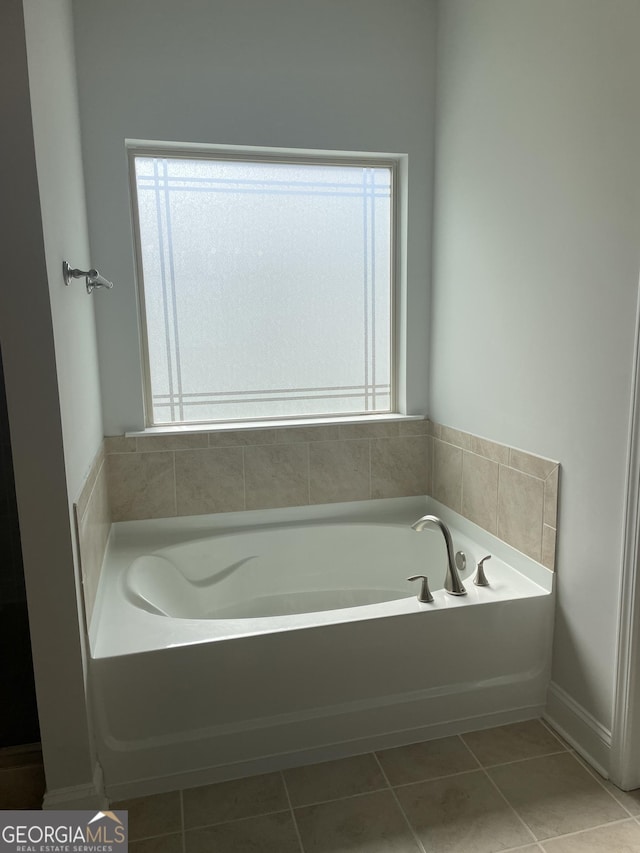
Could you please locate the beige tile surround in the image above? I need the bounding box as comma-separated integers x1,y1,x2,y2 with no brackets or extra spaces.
75,417,559,621
104,420,431,522
73,443,111,626
101,418,559,570
431,422,559,570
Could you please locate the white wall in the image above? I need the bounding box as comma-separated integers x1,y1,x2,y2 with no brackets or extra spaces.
72,0,436,435
23,0,104,504
0,0,98,796
432,0,640,734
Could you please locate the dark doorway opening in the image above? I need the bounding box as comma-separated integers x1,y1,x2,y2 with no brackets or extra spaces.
0,347,40,748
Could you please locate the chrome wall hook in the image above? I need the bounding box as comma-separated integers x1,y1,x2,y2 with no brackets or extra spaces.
63,261,114,294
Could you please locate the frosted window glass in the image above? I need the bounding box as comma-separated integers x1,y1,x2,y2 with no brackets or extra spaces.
133,155,393,425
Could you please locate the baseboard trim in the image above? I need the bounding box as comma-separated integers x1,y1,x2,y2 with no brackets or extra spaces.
43,762,108,810
544,681,611,777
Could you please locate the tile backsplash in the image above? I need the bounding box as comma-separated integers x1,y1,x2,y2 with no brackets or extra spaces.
104,420,431,522
102,419,559,570
430,422,559,570
75,416,560,624
73,444,110,626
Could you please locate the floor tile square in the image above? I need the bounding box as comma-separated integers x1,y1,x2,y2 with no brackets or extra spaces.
185,811,299,853
395,769,533,853
488,752,627,840
541,818,640,851
283,753,387,806
376,735,478,785
295,789,421,852
183,771,288,828
112,791,181,841
604,784,640,816
462,720,566,767
571,754,640,817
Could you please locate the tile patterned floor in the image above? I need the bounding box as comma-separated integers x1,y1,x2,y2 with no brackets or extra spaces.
111,720,640,853
4,721,640,852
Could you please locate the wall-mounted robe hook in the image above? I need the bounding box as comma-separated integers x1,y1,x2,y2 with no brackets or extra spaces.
63,261,114,294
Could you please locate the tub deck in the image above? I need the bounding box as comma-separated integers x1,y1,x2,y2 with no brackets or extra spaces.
89,496,554,800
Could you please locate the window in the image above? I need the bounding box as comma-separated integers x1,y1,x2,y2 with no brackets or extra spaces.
129,146,396,426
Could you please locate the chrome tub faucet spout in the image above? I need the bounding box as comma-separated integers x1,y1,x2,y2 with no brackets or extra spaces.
411,515,467,596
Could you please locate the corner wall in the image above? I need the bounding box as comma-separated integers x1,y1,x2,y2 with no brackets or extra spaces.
23,0,104,502
0,0,103,803
432,0,640,747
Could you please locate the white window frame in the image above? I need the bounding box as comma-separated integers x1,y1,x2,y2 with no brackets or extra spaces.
127,142,401,429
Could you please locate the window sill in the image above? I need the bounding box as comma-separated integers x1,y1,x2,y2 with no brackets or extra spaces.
125,413,426,439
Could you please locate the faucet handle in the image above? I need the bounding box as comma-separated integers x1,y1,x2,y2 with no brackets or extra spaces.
407,574,435,603
474,555,491,587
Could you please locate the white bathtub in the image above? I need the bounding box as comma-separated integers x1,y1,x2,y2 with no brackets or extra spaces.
89,497,555,800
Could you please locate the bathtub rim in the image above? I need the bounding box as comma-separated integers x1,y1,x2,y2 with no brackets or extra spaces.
90,496,553,659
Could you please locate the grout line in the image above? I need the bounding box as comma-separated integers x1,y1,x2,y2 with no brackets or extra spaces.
430,432,435,496
536,817,638,846
538,481,545,566
371,752,427,853
120,829,185,844
538,717,575,751
280,770,305,853
564,747,640,819
469,749,569,772
459,733,539,847
478,747,639,847
283,784,391,810
76,449,104,525
381,765,485,790
455,732,483,769
268,783,392,812
172,450,177,516
424,434,430,494
241,446,246,510
184,808,292,832
179,789,186,853
126,832,185,844
480,765,539,845
496,462,503,539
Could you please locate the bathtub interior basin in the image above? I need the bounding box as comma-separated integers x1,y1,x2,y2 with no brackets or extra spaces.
92,496,553,658
125,524,434,619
